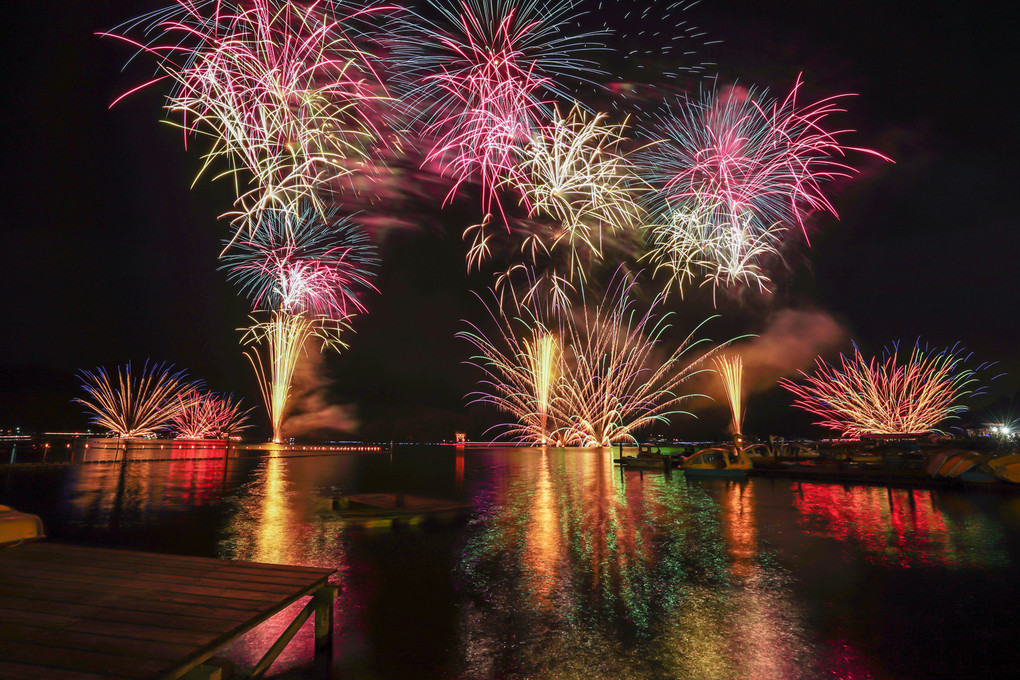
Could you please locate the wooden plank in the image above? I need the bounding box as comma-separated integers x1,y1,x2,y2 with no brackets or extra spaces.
0,562,306,602
0,623,197,662
0,582,265,621
0,574,273,614
63,619,220,648
0,661,108,680
0,557,311,594
0,639,168,678
0,595,244,634
0,608,218,648
22,543,332,576
0,546,330,583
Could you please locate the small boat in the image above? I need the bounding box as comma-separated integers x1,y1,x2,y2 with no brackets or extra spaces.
0,505,45,547
925,448,964,476
680,445,752,477
327,493,468,529
937,450,987,478
978,454,1020,484
617,455,672,470
850,453,884,464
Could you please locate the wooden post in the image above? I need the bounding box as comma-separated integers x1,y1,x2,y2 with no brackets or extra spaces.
313,585,338,655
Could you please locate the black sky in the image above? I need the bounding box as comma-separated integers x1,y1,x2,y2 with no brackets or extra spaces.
0,1,1016,440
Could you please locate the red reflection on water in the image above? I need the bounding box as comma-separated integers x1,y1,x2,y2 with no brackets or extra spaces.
819,638,877,680
792,484,971,567
165,441,230,505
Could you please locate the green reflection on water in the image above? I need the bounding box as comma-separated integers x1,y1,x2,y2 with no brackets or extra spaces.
454,449,816,679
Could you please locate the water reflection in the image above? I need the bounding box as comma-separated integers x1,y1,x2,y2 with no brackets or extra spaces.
455,450,821,679
3,448,1020,679
793,484,1009,568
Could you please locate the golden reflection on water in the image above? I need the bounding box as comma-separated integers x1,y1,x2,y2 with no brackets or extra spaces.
457,451,824,679
524,450,561,608
721,482,757,579
215,450,348,676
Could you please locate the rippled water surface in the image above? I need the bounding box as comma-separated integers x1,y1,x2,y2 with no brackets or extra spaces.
3,446,1020,679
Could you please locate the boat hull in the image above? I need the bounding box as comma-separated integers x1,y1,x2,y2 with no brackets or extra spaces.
681,467,748,478
617,456,672,470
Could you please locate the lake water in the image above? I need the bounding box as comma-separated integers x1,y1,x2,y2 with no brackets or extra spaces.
2,446,1019,679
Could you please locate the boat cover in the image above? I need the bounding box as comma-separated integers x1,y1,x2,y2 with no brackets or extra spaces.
0,505,45,546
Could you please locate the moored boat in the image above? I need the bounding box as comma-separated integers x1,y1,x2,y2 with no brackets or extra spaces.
680,445,752,477
0,505,45,546
937,450,987,478
617,455,672,470
925,448,964,476
970,454,1020,484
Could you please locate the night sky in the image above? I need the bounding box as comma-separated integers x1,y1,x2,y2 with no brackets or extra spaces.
0,0,1016,441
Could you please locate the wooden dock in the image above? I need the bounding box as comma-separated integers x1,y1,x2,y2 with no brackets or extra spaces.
0,542,337,679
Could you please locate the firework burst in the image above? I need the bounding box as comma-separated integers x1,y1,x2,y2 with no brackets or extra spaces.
105,1,395,236
640,77,889,298
394,0,607,219
511,106,646,273
171,389,252,438
75,361,199,437
780,342,987,437
460,269,722,446
221,205,379,320
223,206,372,443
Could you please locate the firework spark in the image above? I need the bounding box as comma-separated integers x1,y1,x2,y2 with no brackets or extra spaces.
511,106,645,273
395,0,607,219
221,205,379,319
640,78,889,298
222,206,373,443
171,389,252,439
780,342,986,437
75,361,198,437
105,0,394,236
525,331,559,444
714,355,743,435
460,270,722,446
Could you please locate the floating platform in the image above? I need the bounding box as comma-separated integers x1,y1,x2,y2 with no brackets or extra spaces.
0,542,336,679
329,493,469,529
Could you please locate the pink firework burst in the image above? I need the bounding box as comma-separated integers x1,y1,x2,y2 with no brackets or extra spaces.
641,76,891,296
780,342,988,437
396,0,607,224
171,389,252,439
221,206,379,321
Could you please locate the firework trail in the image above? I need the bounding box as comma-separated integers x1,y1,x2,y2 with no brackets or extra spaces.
780,342,987,437
639,78,890,298
171,389,252,438
713,354,743,435
392,0,608,224
75,361,200,437
104,1,396,237
241,312,348,442
460,269,723,446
